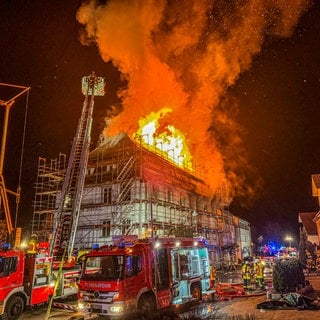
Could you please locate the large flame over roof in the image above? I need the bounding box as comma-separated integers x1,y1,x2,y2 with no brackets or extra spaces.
77,0,310,201
136,107,192,169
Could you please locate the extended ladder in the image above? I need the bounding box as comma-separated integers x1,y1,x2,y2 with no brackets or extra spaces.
49,72,105,261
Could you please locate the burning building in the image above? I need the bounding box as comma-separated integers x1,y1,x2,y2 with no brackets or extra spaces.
32,130,252,266
31,0,311,266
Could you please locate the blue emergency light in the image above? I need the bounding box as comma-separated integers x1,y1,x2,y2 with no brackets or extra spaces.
1,243,10,251
92,243,99,250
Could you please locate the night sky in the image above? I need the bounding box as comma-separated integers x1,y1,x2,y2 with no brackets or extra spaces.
0,1,319,246
230,1,320,244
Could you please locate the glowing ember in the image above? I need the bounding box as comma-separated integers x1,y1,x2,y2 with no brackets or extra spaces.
135,108,192,169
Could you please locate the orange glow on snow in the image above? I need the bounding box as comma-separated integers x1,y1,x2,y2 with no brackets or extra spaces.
135,108,192,169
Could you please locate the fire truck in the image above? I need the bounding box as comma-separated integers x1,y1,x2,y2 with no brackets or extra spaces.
0,243,53,320
77,236,214,318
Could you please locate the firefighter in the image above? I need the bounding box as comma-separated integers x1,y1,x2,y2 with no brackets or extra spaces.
253,258,265,290
210,264,217,288
27,233,39,254
241,260,252,291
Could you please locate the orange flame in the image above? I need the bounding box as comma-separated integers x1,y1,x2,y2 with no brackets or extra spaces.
135,108,192,169
77,0,310,202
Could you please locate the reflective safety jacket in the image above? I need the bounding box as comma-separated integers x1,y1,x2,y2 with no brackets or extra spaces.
242,263,251,279
254,261,264,278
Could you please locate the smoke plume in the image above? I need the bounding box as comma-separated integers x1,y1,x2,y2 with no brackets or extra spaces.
77,0,311,201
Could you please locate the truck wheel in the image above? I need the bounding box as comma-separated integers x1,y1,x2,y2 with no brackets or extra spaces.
5,296,24,320
137,293,156,312
191,283,202,302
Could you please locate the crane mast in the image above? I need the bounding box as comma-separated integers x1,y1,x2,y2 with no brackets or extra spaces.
49,72,105,261
0,83,30,246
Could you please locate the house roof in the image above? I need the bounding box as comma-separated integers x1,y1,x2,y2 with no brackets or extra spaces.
89,132,133,158
298,212,318,235
311,174,320,197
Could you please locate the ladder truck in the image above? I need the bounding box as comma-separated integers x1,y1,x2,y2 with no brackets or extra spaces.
48,72,105,299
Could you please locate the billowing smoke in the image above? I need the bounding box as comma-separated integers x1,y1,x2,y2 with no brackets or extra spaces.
76,0,311,201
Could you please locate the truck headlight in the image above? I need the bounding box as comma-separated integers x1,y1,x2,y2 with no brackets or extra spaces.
78,302,86,311
110,304,124,313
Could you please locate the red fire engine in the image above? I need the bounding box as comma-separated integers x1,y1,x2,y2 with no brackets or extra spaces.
0,243,53,320
77,236,214,318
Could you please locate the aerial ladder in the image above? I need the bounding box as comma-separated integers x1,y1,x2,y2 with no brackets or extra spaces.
49,72,105,265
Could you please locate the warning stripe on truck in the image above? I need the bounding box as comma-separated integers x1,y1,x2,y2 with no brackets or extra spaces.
53,302,78,312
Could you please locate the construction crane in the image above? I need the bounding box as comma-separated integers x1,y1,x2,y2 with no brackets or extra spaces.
49,72,105,263
0,83,30,246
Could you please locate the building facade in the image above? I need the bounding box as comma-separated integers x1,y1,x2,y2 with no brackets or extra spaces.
32,132,252,267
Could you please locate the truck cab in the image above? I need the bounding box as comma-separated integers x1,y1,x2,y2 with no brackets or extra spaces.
0,244,53,320
0,247,25,307
78,236,214,318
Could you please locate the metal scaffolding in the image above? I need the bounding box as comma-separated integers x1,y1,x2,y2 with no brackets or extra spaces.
32,153,66,241
32,132,252,266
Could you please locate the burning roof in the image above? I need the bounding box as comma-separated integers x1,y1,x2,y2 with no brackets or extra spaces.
89,131,212,197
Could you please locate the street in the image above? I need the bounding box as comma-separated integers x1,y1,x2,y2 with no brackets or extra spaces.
15,272,320,320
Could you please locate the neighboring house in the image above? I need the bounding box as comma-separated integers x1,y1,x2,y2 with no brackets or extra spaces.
235,217,252,261
298,212,319,246
311,174,320,245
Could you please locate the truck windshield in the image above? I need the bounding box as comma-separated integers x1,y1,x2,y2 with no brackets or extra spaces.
81,255,124,281
0,256,18,277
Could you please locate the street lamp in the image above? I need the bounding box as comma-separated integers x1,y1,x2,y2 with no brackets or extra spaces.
285,235,293,248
